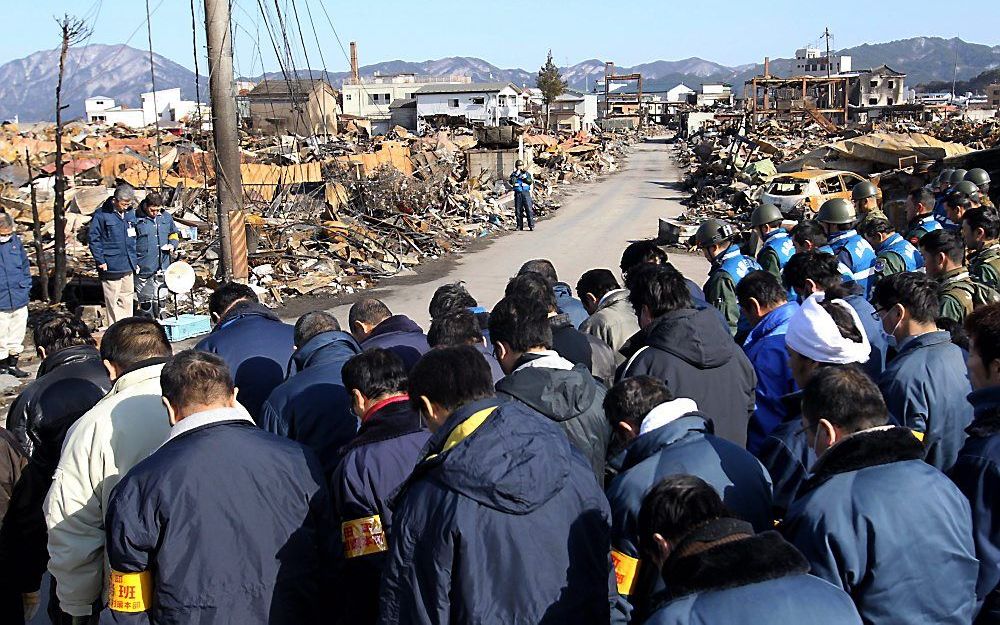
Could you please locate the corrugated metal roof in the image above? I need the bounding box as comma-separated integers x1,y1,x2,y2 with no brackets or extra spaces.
414,82,518,95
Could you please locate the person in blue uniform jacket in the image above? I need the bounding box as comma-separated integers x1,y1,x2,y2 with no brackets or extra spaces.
950,303,1000,624
756,290,873,519
638,475,862,625
782,366,979,625
736,271,798,454
194,282,295,421
100,350,335,625
331,348,430,625
874,272,973,471
259,311,363,479
816,198,877,297
376,345,616,625
603,376,773,622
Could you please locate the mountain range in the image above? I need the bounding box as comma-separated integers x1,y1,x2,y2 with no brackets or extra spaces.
2,36,999,122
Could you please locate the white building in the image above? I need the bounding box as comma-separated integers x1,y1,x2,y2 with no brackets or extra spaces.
697,84,734,107
341,74,470,133
794,48,852,76
666,83,696,103
415,82,523,127
84,88,207,128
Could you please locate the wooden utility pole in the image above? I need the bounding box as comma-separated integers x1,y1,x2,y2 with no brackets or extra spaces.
203,0,248,280
24,149,49,302
53,15,89,303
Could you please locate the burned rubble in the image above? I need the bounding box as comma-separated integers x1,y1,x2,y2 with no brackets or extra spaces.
0,120,642,314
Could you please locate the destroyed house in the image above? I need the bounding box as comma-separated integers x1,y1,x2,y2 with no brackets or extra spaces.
247,79,339,136
415,82,522,128
548,90,598,132
850,65,906,108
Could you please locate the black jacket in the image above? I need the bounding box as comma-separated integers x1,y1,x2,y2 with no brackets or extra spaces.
646,520,861,625
621,308,756,447
5,345,111,458
496,352,610,481
0,345,110,601
551,314,616,386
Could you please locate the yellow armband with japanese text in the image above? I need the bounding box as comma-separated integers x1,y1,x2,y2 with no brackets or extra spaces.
611,549,639,596
108,570,152,613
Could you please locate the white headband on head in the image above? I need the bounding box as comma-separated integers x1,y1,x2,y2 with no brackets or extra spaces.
785,292,871,365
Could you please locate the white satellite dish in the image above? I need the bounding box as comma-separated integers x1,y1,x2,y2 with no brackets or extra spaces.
163,261,196,295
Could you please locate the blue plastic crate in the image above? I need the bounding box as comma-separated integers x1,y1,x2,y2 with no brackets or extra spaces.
159,314,212,342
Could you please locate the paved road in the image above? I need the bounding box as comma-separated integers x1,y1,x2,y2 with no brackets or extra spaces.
325,136,709,327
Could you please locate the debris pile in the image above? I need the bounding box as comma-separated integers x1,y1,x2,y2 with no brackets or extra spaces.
0,120,642,307
670,110,1000,240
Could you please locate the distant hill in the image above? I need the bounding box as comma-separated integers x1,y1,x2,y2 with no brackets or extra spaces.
920,67,1000,94
0,43,197,123
3,36,1000,121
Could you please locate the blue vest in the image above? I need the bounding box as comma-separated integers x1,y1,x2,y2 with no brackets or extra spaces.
828,230,877,297
877,232,920,272
818,244,859,286
761,229,795,267
715,244,761,284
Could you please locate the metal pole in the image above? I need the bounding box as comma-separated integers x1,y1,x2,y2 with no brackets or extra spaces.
204,0,247,280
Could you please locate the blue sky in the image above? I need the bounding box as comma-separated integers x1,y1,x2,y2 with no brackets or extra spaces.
6,0,999,73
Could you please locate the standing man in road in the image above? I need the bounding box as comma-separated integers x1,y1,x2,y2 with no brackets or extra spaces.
694,218,760,336
88,184,139,326
509,159,534,231
906,187,943,249
0,212,32,378
859,218,921,290
921,229,1000,324
750,203,794,285
133,192,180,318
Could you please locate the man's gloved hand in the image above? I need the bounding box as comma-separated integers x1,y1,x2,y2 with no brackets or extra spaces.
22,591,40,622
160,243,173,252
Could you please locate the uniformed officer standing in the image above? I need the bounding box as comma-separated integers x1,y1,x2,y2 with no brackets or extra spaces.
0,213,31,378
945,183,982,232
933,168,956,222
921,229,1000,323
859,218,920,290
509,160,534,232
963,206,1000,290
694,219,760,336
750,203,794,282
906,187,943,249
852,180,886,227
816,198,877,297
966,168,994,208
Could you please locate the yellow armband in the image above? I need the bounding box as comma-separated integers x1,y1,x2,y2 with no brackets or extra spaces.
108,570,152,613
342,515,387,558
611,550,639,596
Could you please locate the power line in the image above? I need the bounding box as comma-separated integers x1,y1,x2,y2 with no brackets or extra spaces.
288,0,326,135
314,0,389,115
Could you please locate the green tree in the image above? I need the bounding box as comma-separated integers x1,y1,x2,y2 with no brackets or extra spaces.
536,50,567,131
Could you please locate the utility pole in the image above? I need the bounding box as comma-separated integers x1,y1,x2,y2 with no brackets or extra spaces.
204,0,247,280
824,27,832,78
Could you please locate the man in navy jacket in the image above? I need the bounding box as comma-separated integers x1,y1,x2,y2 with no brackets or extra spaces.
0,212,32,377
638,476,861,625
604,376,773,622
88,184,139,325
349,299,429,372
950,303,1000,623
783,366,978,625
101,350,334,625
331,349,430,625
260,311,362,479
874,272,973,470
377,346,616,625
195,282,294,421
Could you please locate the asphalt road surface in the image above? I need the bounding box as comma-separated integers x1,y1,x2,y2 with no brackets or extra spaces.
324,135,711,327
